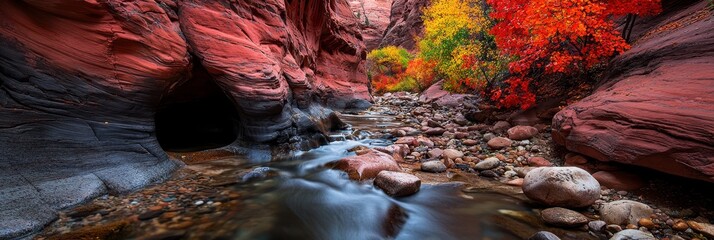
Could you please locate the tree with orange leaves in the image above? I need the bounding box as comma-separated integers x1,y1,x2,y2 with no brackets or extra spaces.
486,0,662,109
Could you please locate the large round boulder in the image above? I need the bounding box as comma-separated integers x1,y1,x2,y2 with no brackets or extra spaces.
523,167,601,208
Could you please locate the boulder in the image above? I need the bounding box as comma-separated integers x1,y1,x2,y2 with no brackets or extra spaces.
507,126,539,140
551,2,714,182
523,167,600,208
329,150,401,180
592,171,647,191
418,80,449,103
487,137,513,150
540,207,589,228
599,200,654,225
374,171,421,197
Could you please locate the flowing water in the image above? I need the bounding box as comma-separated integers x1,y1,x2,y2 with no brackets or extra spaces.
179,110,586,240
41,109,594,239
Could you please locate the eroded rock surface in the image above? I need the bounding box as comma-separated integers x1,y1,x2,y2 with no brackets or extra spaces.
552,1,714,182
0,0,370,237
348,0,394,51
380,0,429,50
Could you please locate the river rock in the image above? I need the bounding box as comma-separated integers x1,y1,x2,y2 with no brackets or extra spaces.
492,121,512,133
592,171,647,191
483,133,497,141
527,231,561,240
540,207,589,227
507,126,539,140
442,149,464,160
487,137,513,150
609,229,656,240
600,200,654,225
395,137,417,146
687,221,714,238
528,157,553,167
463,139,478,146
428,148,444,158
421,161,447,173
475,157,500,170
523,167,600,208
589,220,607,231
416,136,435,148
374,171,421,197
329,150,400,180
424,127,446,136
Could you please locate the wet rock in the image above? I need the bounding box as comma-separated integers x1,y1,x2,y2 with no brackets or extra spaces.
528,157,553,167
687,221,714,238
374,171,421,197
528,231,561,240
609,229,656,240
475,157,500,170
241,167,276,182
329,150,401,180
442,149,464,160
592,171,647,191
463,139,478,146
600,200,654,225
541,207,589,227
421,161,447,173
523,167,600,208
507,126,539,140
487,137,513,150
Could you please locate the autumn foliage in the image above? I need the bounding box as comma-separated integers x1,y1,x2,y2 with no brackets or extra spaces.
486,0,662,109
418,0,509,92
368,0,663,110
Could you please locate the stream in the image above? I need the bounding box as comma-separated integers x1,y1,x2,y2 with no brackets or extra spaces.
37,105,594,240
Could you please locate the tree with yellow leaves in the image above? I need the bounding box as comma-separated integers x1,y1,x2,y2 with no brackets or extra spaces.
418,0,509,92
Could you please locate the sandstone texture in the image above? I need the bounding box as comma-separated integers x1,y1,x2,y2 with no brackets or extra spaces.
552,1,714,182
0,0,370,238
348,0,394,50
379,0,429,50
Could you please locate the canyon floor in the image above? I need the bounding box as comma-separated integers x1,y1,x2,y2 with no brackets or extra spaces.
34,93,714,240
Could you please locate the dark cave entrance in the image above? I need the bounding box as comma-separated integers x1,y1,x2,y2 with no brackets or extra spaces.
155,62,240,152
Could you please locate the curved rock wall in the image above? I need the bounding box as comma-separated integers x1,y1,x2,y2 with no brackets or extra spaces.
379,0,429,50
552,1,714,182
0,0,370,238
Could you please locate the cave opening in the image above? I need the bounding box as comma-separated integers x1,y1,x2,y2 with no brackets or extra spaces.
155,61,240,152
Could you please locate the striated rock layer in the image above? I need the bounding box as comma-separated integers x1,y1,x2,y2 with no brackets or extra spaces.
379,0,430,50
348,0,394,51
0,0,370,238
552,1,714,182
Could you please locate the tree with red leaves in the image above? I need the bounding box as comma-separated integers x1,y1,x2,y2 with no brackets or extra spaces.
486,0,662,109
